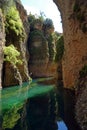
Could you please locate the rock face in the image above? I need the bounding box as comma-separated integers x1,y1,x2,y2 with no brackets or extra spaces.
0,9,5,88
15,0,30,35
28,19,57,78
75,76,87,130
53,1,87,130
1,0,30,87
53,0,87,89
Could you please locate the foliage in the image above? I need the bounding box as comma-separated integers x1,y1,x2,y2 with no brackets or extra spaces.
1,78,54,129
29,29,45,41
2,106,22,129
39,11,46,22
28,13,55,61
48,34,56,61
0,0,14,14
3,44,23,66
43,18,54,28
79,65,87,78
28,13,36,25
55,35,64,62
28,13,43,31
5,7,25,41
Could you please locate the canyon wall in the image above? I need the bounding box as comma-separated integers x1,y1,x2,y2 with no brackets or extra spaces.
28,19,57,78
53,0,87,89
53,0,87,129
0,0,30,87
0,9,5,88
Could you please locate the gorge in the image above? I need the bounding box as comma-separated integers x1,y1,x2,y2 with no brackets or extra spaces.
0,0,87,130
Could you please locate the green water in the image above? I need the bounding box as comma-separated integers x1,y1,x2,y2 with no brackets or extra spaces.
0,78,56,130
0,78,54,111
0,78,69,130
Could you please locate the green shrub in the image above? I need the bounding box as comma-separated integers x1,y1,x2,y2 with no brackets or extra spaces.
48,34,56,61
3,44,23,66
5,7,25,41
55,35,64,62
43,18,54,28
28,13,43,31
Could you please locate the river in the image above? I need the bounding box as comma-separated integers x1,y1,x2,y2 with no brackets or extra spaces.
0,78,68,130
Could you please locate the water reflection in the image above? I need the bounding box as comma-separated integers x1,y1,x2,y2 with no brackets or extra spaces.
0,78,59,130
0,78,69,130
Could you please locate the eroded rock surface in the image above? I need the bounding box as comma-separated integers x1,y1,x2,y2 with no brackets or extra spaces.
0,9,5,88
54,0,87,89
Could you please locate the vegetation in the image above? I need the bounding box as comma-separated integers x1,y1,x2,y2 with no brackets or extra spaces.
2,107,21,129
55,35,64,62
28,13,43,31
3,44,23,66
43,18,54,28
0,0,14,14
47,34,56,61
5,7,25,41
28,13,57,62
39,11,46,22
28,30,49,60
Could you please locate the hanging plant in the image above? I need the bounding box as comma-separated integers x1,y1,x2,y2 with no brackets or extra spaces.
5,7,25,42
3,44,23,66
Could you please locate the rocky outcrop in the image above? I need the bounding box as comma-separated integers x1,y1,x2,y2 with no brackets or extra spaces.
53,0,87,89
15,0,30,35
1,0,30,87
53,1,87,129
28,19,57,78
0,9,5,88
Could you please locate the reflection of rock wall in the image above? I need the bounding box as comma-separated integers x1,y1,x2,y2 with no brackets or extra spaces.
0,10,5,88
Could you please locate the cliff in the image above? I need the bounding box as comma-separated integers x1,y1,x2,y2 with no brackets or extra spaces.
54,0,87,89
0,0,30,87
28,17,57,78
53,0,87,129
0,9,5,88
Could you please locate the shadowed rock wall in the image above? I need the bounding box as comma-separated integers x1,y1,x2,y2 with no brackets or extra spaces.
0,9,5,88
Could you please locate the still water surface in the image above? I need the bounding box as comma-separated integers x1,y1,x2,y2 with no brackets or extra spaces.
0,78,67,130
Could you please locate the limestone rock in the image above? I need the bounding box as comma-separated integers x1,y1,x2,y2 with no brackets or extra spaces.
54,0,87,89
75,76,87,130
0,9,5,88
28,26,57,78
2,0,30,87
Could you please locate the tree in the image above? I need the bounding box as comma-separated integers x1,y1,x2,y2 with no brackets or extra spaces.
43,18,54,29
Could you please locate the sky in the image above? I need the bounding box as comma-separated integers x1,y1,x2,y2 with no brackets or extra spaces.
21,0,63,33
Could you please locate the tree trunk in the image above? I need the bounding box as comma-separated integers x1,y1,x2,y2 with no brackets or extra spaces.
53,0,87,89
